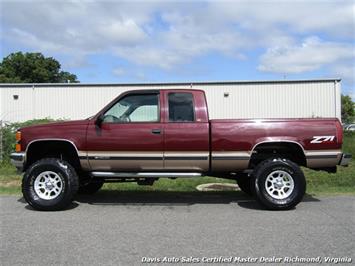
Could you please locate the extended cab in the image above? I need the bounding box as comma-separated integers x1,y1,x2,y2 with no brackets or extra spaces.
12,89,351,210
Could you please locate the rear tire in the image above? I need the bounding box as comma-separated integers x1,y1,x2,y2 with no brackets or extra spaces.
236,173,253,196
22,158,79,211
253,158,306,210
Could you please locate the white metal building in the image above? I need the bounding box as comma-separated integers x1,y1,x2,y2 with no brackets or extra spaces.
0,79,341,123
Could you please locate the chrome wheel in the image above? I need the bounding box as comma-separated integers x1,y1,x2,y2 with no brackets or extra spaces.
265,170,294,200
34,171,64,200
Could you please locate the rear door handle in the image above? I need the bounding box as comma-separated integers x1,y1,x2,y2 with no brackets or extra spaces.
151,129,161,134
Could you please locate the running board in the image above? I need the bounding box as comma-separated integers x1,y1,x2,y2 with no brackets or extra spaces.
90,172,202,178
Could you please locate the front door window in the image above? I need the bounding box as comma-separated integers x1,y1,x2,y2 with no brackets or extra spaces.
103,93,159,123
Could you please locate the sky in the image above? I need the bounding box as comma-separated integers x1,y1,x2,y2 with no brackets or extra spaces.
0,0,354,97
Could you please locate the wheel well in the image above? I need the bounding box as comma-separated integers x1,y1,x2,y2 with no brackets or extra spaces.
25,141,81,171
249,142,306,168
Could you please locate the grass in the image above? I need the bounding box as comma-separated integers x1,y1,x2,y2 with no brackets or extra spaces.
303,131,355,195
1,132,354,196
0,163,21,194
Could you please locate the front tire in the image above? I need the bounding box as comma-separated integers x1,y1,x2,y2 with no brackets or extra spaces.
22,158,79,211
253,158,306,210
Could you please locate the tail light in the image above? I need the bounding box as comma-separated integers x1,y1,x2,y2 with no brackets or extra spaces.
335,120,343,145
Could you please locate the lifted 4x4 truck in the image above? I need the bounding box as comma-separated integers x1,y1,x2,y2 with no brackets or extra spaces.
11,89,351,211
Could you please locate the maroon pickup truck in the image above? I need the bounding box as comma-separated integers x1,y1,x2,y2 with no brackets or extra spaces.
11,89,351,211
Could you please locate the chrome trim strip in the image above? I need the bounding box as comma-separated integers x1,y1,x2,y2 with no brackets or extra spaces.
87,156,163,160
304,149,342,156
212,151,251,155
90,172,202,178
87,156,209,161
212,156,250,160
165,151,209,156
164,156,208,160
212,151,251,158
86,151,208,156
87,151,163,157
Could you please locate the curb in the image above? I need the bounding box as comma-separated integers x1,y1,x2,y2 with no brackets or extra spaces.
196,183,240,192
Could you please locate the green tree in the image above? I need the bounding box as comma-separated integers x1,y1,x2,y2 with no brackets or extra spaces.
341,94,355,123
0,52,79,83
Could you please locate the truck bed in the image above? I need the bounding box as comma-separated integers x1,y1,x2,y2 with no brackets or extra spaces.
210,118,342,171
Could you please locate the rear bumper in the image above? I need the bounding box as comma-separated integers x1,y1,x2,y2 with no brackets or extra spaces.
338,153,352,166
10,152,26,172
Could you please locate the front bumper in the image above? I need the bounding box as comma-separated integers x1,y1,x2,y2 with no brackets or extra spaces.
10,152,26,172
338,153,352,167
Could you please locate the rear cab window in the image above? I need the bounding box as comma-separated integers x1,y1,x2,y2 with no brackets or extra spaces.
168,92,195,122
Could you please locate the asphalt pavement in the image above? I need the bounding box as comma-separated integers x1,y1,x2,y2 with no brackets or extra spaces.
1,192,354,265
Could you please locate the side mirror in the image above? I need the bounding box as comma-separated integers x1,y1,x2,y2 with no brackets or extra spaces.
95,114,104,128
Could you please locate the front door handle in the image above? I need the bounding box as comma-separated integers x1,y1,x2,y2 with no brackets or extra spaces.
151,129,161,134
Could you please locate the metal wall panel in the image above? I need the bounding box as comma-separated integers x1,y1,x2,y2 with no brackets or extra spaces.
198,81,337,119
0,80,340,123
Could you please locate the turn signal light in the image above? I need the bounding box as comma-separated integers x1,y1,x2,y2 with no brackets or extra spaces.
15,144,21,152
15,131,21,142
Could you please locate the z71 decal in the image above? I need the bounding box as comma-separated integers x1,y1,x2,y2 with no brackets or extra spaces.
310,136,335,144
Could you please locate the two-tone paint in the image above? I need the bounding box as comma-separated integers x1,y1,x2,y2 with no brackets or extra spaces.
13,89,348,175
211,118,343,170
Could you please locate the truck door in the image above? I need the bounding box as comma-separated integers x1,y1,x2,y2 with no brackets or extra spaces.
162,90,210,172
86,91,164,171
